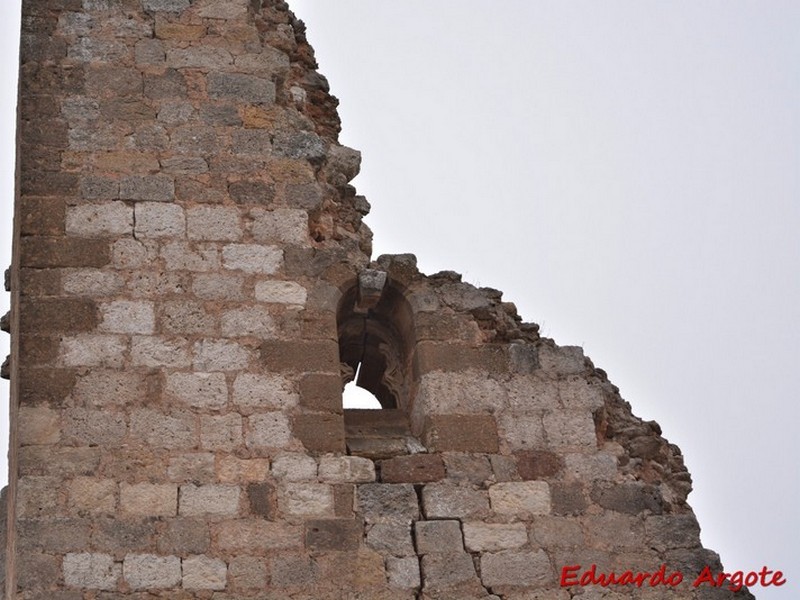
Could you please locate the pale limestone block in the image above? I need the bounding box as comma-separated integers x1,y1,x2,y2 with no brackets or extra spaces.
463,522,528,552
416,371,506,414
254,280,307,306
250,208,307,244
64,408,126,447
112,238,159,269
196,0,248,19
68,477,117,515
538,344,586,375
167,453,215,482
71,370,148,408
166,372,228,409
191,339,248,372
318,456,375,483
130,409,196,450
18,406,60,445
489,481,551,517
17,476,60,518
66,202,132,236
246,412,291,449
564,452,617,481
180,484,240,517
270,453,316,482
61,334,126,368
505,375,559,411
128,271,190,298
187,205,242,241
386,556,420,589
220,306,275,337
480,549,554,587
131,336,191,368
232,373,298,411
421,483,490,520
63,269,124,296
123,554,181,590
192,273,244,300
557,378,605,410
543,410,597,449
215,520,301,552
222,243,282,274
159,300,215,335
279,483,334,517
120,483,178,517
182,555,227,591
497,413,546,450
218,456,271,483
162,241,220,272
63,552,120,590
134,202,185,237
99,300,155,334
200,414,243,452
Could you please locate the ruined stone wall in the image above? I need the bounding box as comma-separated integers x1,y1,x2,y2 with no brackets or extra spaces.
4,0,753,598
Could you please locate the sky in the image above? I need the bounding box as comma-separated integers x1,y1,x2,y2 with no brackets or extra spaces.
1,1,799,597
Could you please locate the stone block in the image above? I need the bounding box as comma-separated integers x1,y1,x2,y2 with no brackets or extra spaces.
272,130,325,161
80,175,118,200
539,344,586,375
20,197,65,236
246,482,276,518
557,378,605,410
71,370,150,408
215,520,302,552
228,556,267,590
271,453,317,481
293,413,345,454
187,205,242,241
222,243,282,274
250,207,308,244
120,175,175,202
130,409,196,449
463,522,528,552
92,517,158,554
583,513,644,548
19,367,76,405
64,408,126,447
112,238,158,269
135,38,165,64
68,477,117,515
142,0,191,12
196,0,248,19
131,336,190,368
279,483,334,517
497,413,546,450
489,481,551,517
220,306,276,337
161,241,219,272
218,456,271,483
19,268,61,296
123,554,181,590
120,483,177,517
550,481,588,516
201,414,243,452
134,202,185,237
157,518,210,555
17,518,91,554
590,482,664,515
305,519,361,552
167,47,232,69
60,334,126,367
645,515,702,552
182,555,227,591
480,549,554,587
387,556,420,589
563,452,617,481
421,483,490,520
192,273,244,300
299,373,341,412
530,516,584,548
63,268,123,296
420,552,476,589
65,201,132,236
20,297,98,334
21,237,110,268
246,412,292,450
415,520,463,555
270,553,319,587
166,372,228,409
180,484,240,517
193,338,250,371
63,552,120,590
261,340,340,372
415,342,508,373
509,342,540,374
365,520,414,555
255,280,308,305
18,406,60,445
17,476,61,517
208,72,275,104
516,450,564,479
233,373,298,411
17,551,62,590
440,454,490,485
99,300,154,334
381,454,445,484
358,483,419,523
159,300,215,335
542,411,597,449
228,179,275,204
318,456,375,483
422,415,499,453
167,453,215,482
416,371,506,414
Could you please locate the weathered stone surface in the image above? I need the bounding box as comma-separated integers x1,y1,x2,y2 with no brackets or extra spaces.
208,72,275,104
123,554,181,590
590,482,663,515
318,456,375,483
549,481,588,516
358,483,419,523
422,415,499,453
387,556,421,589
415,520,463,555
222,243,282,274
215,520,301,552
489,481,551,517
67,477,117,515
246,412,292,449
420,552,476,589
480,549,554,587
279,483,334,517
180,484,240,517
99,300,155,334
271,453,317,482
246,482,276,518
166,372,228,409
120,483,177,517
63,552,120,590
365,520,414,556
421,483,490,520
515,450,564,479
441,454,491,485
65,202,132,236
120,175,175,202
299,373,341,412
92,518,157,554
193,338,250,371
255,280,308,305
157,518,211,555
18,406,60,445
305,519,361,552
201,414,243,452
217,456,270,483
293,413,345,454
462,522,528,552
228,555,267,590
182,555,227,591
187,205,242,241
381,454,445,484
61,334,126,368
134,202,185,237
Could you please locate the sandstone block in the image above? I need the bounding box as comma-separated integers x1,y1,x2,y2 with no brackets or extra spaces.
279,483,334,517
246,412,292,449
497,413,546,450
17,518,91,554
358,483,418,523
80,175,118,200
250,207,308,244
318,456,375,483
187,205,242,241
120,175,174,202
180,484,240,517
422,415,499,453
159,300,215,335
99,300,155,334
162,241,219,272
222,244,282,274
112,238,158,269
63,268,123,296
246,482,276,518
65,202,132,237
564,451,617,481
130,409,196,449
415,341,508,373
215,520,301,552
91,518,158,554
166,372,228,409
271,452,317,482
192,273,244,300
584,513,645,549
462,522,528,552
63,552,120,590
167,47,232,69
71,370,149,408
539,344,586,375
299,373,341,412
480,549,554,587
228,556,267,590
18,406,60,445
293,413,345,454
387,556,420,589
157,518,210,555
416,371,506,414
381,454,445,484
233,373,298,411
557,378,605,410
365,520,414,556
193,338,250,371
182,555,227,591
61,334,126,368
68,477,117,515
19,297,98,334
255,280,307,305
200,414,243,451
421,483,490,520
420,552,476,589
542,410,597,448
489,481,551,517
120,483,177,517
442,454,493,485
305,519,361,552
415,520,463,555
220,306,275,337
131,336,190,368
123,554,181,590
168,453,215,482
17,476,60,518
516,450,564,479
134,202,185,237
208,72,275,104
64,408,126,447
17,551,62,591
218,456,271,483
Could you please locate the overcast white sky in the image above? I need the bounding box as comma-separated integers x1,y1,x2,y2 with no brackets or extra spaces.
1,1,798,596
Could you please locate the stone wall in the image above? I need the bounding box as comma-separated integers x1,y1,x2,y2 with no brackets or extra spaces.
4,0,754,598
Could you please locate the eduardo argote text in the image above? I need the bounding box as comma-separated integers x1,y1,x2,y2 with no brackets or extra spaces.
560,563,786,593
